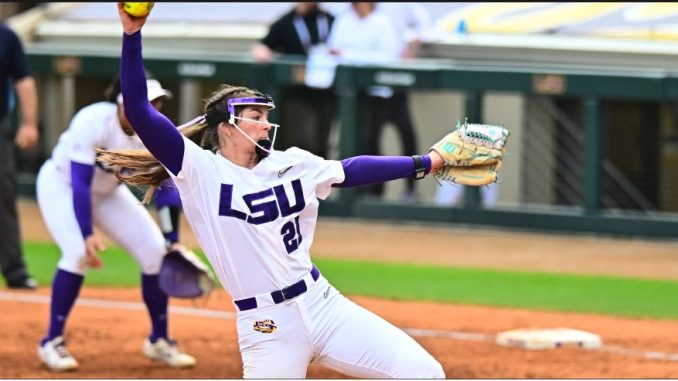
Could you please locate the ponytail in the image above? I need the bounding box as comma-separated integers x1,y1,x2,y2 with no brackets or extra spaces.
96,118,209,203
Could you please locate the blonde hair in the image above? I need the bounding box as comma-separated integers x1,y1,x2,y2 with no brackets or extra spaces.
97,84,261,203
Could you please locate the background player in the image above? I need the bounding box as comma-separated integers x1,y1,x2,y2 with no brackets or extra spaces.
35,76,195,372
103,5,447,378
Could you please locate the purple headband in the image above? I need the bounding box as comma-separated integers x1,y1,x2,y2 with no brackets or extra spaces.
226,96,275,115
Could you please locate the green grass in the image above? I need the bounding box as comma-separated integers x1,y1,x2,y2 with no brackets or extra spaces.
313,258,678,320
24,242,155,287
20,242,678,320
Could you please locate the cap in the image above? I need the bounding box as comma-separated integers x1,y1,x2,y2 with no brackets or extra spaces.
117,79,172,104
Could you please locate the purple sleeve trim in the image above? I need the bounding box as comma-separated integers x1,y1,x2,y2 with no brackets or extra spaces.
70,161,94,238
155,179,181,245
164,230,179,245
155,179,182,208
423,154,432,173
121,31,184,175
156,204,180,245
334,154,432,188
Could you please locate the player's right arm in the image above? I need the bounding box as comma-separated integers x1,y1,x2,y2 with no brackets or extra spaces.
67,108,107,267
70,159,106,268
117,3,184,176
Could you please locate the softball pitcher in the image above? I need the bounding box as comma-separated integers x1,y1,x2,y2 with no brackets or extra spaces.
107,4,448,378
35,77,195,372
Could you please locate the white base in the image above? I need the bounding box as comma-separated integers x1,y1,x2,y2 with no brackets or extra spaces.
496,328,602,351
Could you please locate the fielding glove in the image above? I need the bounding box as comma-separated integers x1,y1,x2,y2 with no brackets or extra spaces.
158,246,215,299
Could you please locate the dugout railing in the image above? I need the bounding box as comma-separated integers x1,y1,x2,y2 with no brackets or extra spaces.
22,46,678,239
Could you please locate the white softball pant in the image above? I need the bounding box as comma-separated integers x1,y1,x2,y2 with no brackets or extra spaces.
235,274,445,378
36,160,167,275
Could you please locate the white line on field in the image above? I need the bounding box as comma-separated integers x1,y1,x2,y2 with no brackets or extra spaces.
403,328,491,341
2,291,677,362
0,291,236,319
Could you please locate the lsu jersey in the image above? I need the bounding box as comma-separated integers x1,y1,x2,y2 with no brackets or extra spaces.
169,137,345,300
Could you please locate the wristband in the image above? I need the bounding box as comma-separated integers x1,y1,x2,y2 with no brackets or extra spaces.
412,155,426,180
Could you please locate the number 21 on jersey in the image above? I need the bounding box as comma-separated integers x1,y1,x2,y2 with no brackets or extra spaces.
281,216,302,254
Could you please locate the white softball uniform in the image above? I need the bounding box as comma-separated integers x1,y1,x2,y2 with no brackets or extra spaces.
169,139,444,378
36,101,167,275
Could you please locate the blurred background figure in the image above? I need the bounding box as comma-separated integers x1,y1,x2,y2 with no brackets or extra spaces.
251,2,336,158
328,2,427,201
434,183,498,208
0,20,39,290
252,3,333,63
377,2,434,60
328,3,399,65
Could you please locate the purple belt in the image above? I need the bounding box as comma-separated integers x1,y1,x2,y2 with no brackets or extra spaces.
234,265,320,311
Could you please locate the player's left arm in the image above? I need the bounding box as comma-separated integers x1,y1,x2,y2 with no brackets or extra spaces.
333,153,443,188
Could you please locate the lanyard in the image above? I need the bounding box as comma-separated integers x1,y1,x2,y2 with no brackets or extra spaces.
293,13,329,53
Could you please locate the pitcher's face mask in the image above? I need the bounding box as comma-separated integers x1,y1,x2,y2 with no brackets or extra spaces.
227,95,278,159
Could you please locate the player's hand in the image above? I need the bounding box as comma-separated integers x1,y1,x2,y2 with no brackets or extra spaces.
117,2,148,35
252,44,274,63
14,123,39,150
82,235,106,270
428,150,444,173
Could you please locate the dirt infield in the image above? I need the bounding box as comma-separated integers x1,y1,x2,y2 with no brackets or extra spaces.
3,199,678,378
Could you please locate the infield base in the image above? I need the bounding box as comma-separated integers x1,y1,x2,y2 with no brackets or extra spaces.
496,327,602,351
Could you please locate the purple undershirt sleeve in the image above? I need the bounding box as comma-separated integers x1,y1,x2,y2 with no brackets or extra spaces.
155,179,182,208
334,154,432,188
120,31,184,175
70,161,94,238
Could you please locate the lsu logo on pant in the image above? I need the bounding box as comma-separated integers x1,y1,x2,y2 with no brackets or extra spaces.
253,319,277,334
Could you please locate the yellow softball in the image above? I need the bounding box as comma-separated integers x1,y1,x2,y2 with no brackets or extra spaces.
123,2,154,17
